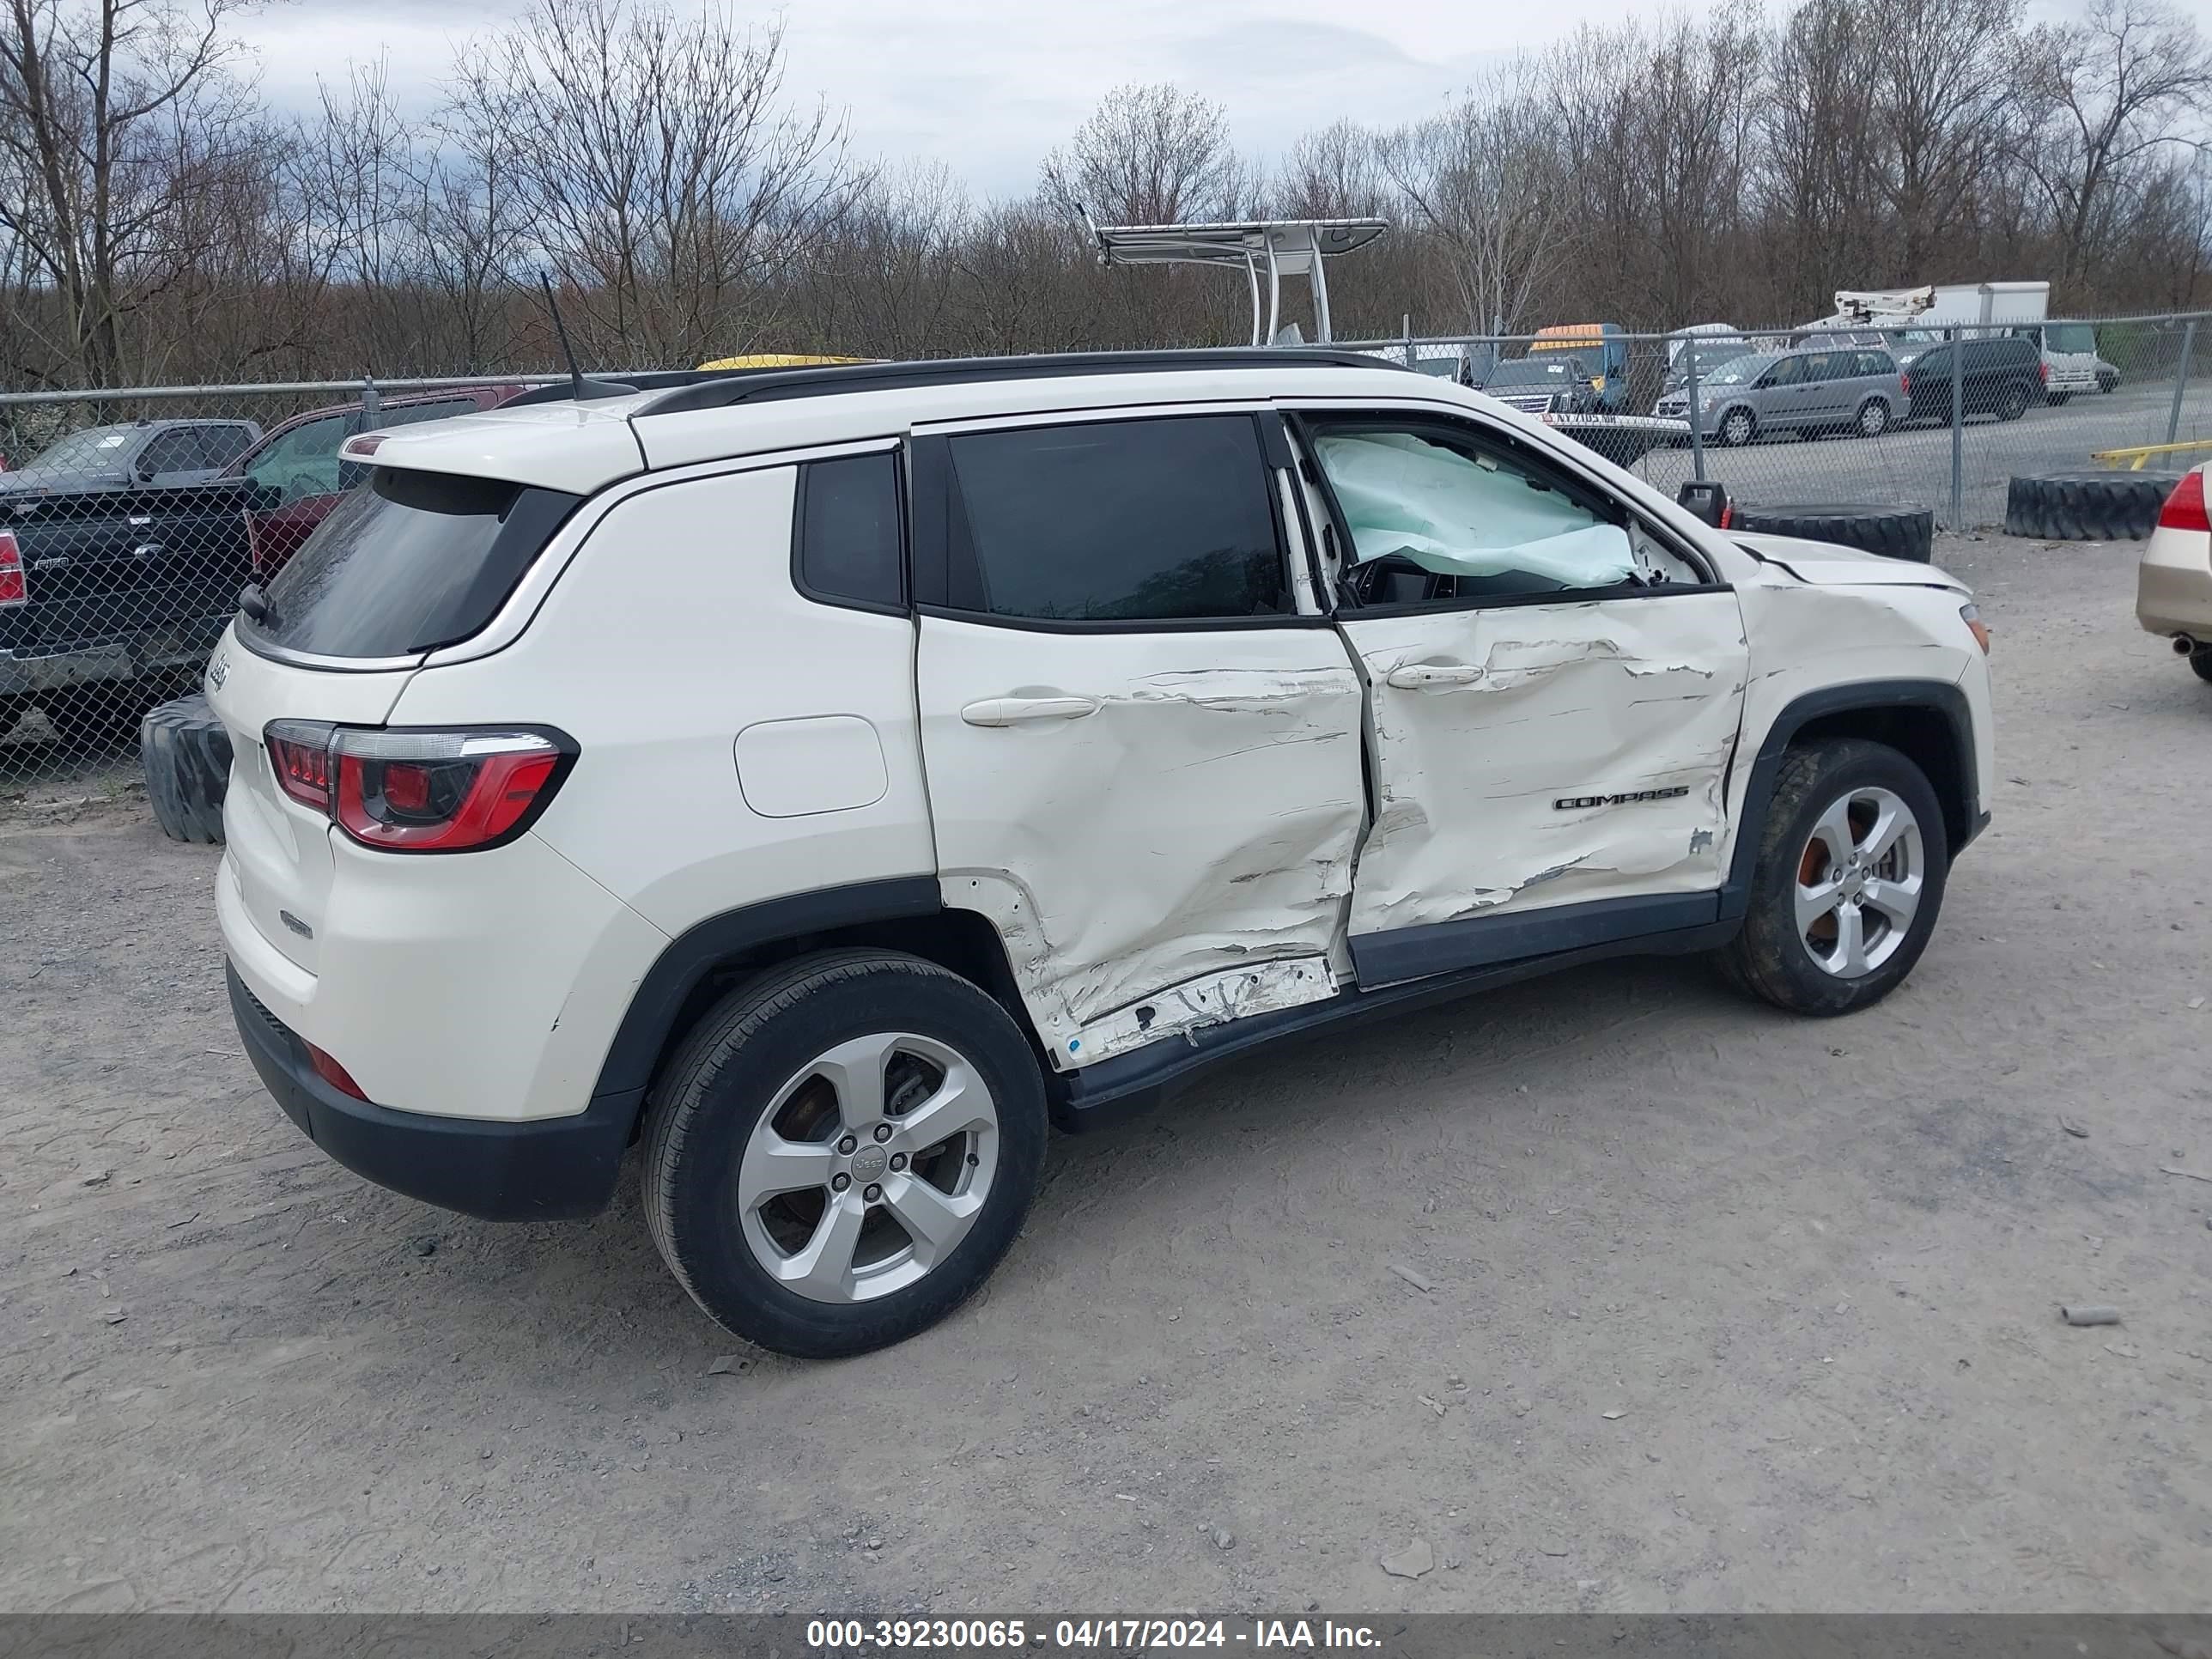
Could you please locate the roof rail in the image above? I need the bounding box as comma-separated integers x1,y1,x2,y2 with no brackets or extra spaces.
633,348,1396,418
501,367,781,410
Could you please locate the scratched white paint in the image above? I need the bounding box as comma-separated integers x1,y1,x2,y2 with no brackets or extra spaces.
1060,955,1340,1066
1339,591,1750,934
917,614,1367,1052
1724,542,1983,873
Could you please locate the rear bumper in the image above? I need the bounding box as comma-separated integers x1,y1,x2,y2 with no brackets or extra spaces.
228,962,634,1221
0,642,188,698
2137,534,2212,639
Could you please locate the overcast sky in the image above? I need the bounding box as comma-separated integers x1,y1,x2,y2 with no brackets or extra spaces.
231,0,2212,199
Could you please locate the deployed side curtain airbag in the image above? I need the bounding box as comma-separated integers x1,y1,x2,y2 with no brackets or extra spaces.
1313,430,1636,587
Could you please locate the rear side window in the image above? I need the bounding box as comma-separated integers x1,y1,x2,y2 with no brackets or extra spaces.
795,451,903,611
204,425,255,465
942,416,1287,623
243,467,580,659
139,430,203,474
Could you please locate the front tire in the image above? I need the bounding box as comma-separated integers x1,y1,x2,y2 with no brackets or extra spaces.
643,950,1048,1358
1719,407,1756,447
1718,738,1950,1016
2191,646,2212,684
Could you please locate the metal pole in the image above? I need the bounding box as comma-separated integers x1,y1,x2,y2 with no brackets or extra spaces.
1949,326,1965,531
2166,319,2197,447
1686,337,1706,483
1309,229,1334,345
1401,313,1413,370
360,376,381,424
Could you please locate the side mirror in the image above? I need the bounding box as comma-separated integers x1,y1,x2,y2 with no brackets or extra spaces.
1676,480,1730,527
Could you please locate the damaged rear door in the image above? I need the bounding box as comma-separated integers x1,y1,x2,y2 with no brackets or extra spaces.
910,410,1367,1067
1292,411,1748,985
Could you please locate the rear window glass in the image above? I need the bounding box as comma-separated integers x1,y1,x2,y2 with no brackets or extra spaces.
243,467,580,659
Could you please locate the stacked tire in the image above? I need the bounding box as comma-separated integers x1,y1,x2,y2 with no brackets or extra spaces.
141,695,232,844
1727,503,1936,563
2003,471,2185,542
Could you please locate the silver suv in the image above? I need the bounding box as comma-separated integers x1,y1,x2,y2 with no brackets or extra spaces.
1656,347,1906,446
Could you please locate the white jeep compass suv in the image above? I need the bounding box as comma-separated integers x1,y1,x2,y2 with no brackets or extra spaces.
207,349,1995,1358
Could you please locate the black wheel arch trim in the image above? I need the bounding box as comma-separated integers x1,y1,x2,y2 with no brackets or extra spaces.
588,876,945,1115
1719,678,1980,921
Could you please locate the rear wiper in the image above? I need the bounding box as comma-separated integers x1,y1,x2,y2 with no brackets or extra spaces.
239,582,276,628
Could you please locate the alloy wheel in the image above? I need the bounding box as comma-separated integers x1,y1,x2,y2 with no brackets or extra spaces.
1794,786,1924,979
736,1032,1000,1304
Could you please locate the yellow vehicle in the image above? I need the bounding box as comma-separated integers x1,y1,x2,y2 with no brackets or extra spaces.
1526,323,1628,408
696,354,871,371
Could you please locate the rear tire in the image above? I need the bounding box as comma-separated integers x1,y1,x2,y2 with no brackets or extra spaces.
2191,647,2212,684
1717,738,1950,1017
1855,398,1890,438
2002,471,2183,541
643,950,1048,1358
1999,382,2032,421
2045,391,2073,406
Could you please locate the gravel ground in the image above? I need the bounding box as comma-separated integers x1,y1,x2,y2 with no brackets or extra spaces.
3,531,2209,1615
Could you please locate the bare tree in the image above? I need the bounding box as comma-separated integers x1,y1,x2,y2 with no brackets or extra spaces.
483,0,860,367
1379,64,1576,334
1864,0,2026,276
1041,83,1253,226
0,0,260,385
2021,0,2212,291
1277,119,1382,218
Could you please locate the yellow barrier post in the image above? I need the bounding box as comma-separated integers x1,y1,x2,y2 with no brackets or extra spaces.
2091,439,2212,472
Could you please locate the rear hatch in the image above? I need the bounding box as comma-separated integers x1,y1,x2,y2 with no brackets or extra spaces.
210,463,592,975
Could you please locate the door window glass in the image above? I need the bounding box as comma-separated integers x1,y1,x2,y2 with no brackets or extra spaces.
1310,428,1634,599
944,416,1286,623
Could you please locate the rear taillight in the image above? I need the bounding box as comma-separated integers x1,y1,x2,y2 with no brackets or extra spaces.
0,529,24,606
2039,361,2049,385
2160,471,2210,533
1718,503,1734,529
266,721,334,811
262,721,574,852
1899,372,1910,397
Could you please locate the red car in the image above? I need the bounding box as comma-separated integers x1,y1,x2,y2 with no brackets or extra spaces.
223,385,529,578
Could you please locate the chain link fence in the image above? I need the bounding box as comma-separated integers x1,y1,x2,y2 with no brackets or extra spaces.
3,313,2209,787
0,375,569,787
1345,312,2212,532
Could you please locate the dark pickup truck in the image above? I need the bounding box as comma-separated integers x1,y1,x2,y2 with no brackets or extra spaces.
0,477,258,741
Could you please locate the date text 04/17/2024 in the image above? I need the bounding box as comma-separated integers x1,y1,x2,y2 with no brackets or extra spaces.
802,1618,1383,1650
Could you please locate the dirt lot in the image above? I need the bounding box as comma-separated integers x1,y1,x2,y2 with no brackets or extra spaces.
3,531,2209,1616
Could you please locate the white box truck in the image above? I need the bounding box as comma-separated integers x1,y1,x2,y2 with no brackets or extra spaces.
1805,283,2095,402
